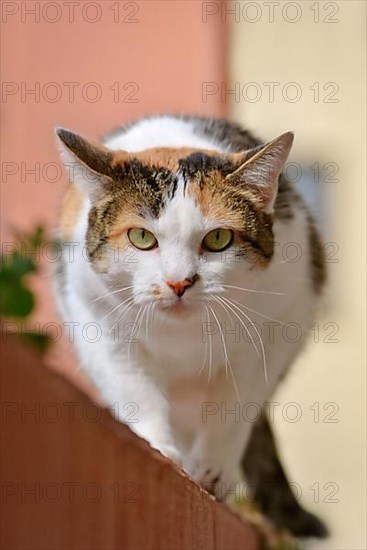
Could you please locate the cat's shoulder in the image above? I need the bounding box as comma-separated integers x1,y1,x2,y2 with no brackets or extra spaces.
102,114,261,153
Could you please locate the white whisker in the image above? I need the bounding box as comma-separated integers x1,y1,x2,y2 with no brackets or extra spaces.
114,297,136,327
101,294,135,322
229,298,287,326
145,302,153,344
91,285,134,303
222,284,286,296
198,306,209,378
208,303,240,401
136,305,148,357
128,305,143,363
205,305,213,383
223,296,268,386
214,295,261,361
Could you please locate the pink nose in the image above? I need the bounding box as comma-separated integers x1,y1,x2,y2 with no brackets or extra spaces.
166,279,193,297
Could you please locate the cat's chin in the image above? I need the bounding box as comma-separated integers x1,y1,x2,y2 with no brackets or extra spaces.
158,300,197,319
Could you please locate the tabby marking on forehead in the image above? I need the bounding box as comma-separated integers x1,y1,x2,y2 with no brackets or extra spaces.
111,147,223,173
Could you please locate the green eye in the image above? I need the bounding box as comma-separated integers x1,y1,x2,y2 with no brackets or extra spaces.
128,228,158,250
202,228,233,252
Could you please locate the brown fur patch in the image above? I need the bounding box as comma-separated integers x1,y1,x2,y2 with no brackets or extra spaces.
107,212,150,257
108,214,146,240
59,186,85,240
187,170,274,266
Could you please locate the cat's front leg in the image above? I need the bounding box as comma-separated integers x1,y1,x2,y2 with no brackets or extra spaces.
183,369,256,499
185,417,247,500
85,349,181,464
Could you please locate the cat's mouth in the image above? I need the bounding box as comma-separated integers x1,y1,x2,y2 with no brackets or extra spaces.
161,299,187,312
158,298,194,317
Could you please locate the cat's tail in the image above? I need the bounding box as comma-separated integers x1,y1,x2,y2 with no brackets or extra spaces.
242,413,328,539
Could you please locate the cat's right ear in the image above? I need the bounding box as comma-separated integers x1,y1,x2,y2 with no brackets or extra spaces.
55,128,123,201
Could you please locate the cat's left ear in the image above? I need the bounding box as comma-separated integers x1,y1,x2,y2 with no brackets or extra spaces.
226,132,294,213
55,128,126,201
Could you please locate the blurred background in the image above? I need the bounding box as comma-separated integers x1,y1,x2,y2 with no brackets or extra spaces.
1,1,366,548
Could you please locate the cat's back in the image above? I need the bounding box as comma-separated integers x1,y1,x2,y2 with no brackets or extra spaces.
103,114,260,153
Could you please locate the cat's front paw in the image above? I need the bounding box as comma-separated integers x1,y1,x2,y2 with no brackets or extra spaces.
184,458,234,500
159,444,182,466
132,424,182,466
149,441,182,467
198,467,224,498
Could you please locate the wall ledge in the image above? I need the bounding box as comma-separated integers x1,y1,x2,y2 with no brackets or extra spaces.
1,338,260,550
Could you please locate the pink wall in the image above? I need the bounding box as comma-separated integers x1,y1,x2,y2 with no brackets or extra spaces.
1,0,228,387
2,1,228,238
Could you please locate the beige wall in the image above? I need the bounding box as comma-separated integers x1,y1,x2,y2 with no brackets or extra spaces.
230,1,366,547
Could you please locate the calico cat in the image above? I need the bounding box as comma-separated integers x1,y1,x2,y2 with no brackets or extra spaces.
55,115,327,538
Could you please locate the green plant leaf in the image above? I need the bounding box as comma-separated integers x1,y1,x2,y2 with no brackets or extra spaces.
29,225,46,248
0,225,55,354
20,331,52,353
0,282,35,318
9,254,36,279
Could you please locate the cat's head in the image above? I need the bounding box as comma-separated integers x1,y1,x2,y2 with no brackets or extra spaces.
56,127,293,317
